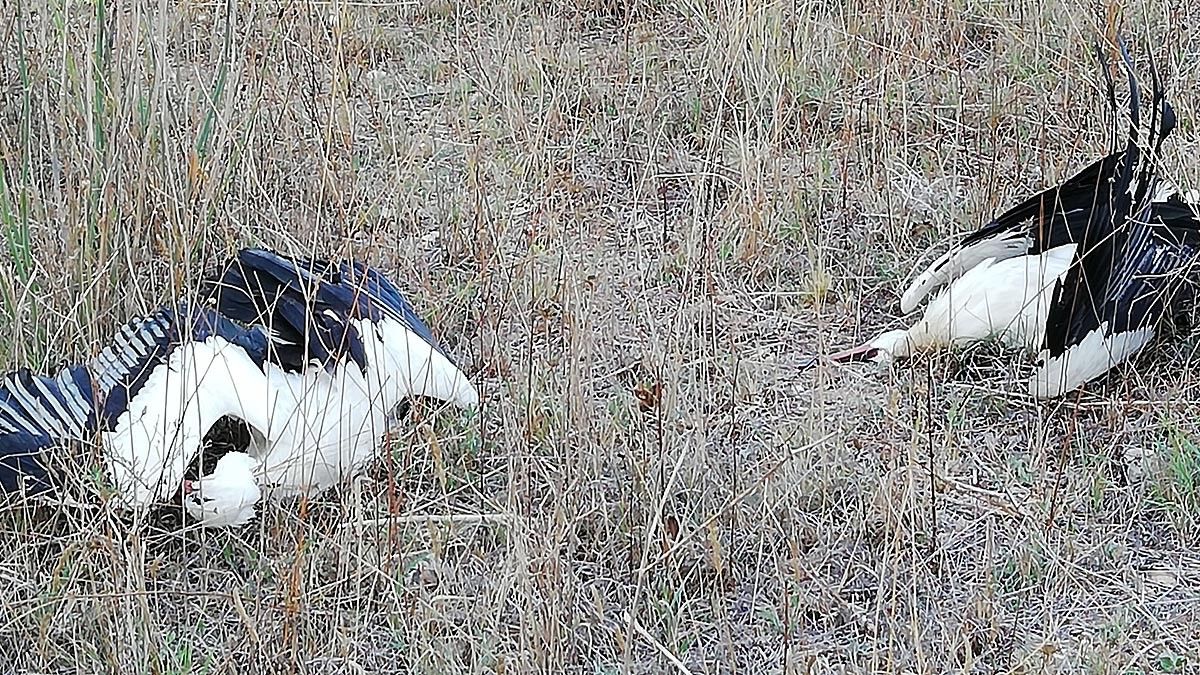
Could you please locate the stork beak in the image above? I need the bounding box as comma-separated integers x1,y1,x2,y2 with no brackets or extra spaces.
182,479,197,495
799,342,880,370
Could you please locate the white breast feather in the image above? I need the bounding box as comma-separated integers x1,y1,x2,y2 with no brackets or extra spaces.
906,245,1075,352
103,336,274,508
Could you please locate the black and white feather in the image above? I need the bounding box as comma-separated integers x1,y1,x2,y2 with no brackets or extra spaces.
0,305,272,524
1031,42,1200,397
900,140,1194,316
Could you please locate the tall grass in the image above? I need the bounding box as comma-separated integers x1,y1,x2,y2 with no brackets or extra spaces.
1,6,40,364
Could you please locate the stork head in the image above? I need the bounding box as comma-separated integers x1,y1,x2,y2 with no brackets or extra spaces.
865,329,916,360
828,329,914,363
800,329,915,370
182,452,262,528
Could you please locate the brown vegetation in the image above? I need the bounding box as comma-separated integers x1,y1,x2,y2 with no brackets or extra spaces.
0,1,1197,673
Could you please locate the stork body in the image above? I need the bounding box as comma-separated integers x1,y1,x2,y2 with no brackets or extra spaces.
0,248,479,528
199,248,479,505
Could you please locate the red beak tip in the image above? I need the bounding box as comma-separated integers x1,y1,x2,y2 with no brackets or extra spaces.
800,344,883,371
826,343,880,364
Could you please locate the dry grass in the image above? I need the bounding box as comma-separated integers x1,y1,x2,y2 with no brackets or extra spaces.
1,0,1199,673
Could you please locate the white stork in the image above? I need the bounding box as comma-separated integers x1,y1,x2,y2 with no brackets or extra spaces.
0,248,479,528
811,40,1200,398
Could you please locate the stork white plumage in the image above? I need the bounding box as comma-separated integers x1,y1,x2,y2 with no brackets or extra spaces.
0,304,278,516
0,247,480,528
845,244,1077,361
811,40,1200,398
192,247,480,516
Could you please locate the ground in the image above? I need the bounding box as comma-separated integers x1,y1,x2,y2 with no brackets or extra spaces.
0,1,1198,673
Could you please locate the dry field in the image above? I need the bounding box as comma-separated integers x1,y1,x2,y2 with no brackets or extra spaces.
1,1,1199,673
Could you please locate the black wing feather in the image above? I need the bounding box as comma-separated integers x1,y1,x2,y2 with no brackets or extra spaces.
0,304,271,498
1038,39,1196,387
202,248,455,373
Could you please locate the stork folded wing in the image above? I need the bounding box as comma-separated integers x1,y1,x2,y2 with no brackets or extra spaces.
202,248,459,371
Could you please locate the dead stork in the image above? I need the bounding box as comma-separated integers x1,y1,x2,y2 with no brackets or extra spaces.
0,248,479,528
810,41,1200,398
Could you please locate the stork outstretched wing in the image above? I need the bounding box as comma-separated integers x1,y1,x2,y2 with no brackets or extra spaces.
202,247,478,407
0,304,272,507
